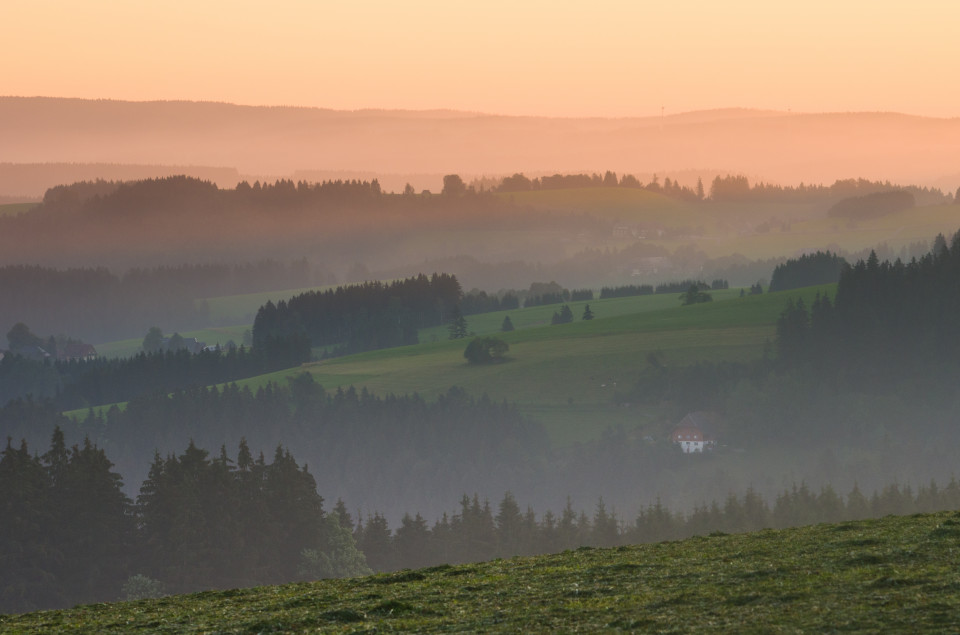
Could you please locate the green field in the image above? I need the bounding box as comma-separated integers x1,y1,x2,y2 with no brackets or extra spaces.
212,287,828,444
74,287,830,442
6,511,960,632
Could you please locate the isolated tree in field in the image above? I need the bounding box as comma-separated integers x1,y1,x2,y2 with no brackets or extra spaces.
501,315,515,332
582,304,594,320
448,306,468,339
442,174,467,197
551,304,574,325
680,285,712,305
464,336,509,364
142,326,164,353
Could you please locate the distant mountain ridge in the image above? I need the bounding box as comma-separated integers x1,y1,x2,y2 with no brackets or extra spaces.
1,97,958,193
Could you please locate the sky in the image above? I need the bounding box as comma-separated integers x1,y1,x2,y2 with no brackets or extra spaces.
3,0,959,118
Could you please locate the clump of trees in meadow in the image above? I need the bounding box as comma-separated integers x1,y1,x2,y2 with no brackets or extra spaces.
252,273,462,356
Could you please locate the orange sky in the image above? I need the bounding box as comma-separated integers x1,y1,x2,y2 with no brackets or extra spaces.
4,0,959,118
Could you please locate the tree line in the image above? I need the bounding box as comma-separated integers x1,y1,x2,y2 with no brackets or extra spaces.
774,230,960,389
709,175,948,206
0,431,363,614
768,250,847,292
6,425,959,614
252,273,462,356
0,335,309,411
495,171,705,202
0,376,549,523
351,478,960,573
0,259,323,344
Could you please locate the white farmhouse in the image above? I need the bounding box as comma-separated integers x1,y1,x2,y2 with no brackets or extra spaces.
671,411,720,453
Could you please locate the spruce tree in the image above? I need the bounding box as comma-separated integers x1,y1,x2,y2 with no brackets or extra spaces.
500,315,514,332
582,304,594,320
447,306,468,339
0,438,59,613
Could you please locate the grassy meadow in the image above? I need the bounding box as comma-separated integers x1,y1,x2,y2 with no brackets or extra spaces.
71,286,831,442
211,286,829,444
6,511,960,632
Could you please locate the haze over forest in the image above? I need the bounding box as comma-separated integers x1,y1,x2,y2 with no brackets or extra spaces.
4,0,960,620
2,97,959,199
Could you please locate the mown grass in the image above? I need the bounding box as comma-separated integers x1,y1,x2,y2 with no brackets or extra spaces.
6,511,960,632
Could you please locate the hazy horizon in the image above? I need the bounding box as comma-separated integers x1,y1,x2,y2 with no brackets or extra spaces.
2,97,959,198
5,1,959,118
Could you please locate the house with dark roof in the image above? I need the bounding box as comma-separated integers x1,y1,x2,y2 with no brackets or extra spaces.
671,411,720,453
58,342,98,361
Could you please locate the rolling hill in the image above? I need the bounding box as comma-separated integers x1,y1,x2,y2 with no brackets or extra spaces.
3,97,960,189
77,285,831,445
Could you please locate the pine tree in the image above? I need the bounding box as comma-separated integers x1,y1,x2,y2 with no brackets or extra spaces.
494,492,523,558
393,513,430,569
0,438,59,613
582,304,594,320
56,438,136,604
356,513,394,572
447,306,468,339
500,315,514,332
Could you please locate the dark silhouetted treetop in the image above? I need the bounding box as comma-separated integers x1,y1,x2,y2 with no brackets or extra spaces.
463,336,509,364
827,190,915,220
551,305,574,325
253,273,461,355
442,174,467,197
769,251,847,292
680,286,713,305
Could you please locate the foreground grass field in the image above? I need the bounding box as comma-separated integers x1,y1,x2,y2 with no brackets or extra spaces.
6,511,960,632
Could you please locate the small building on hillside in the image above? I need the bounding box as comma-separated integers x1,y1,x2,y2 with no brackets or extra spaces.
671,411,721,453
59,342,98,362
